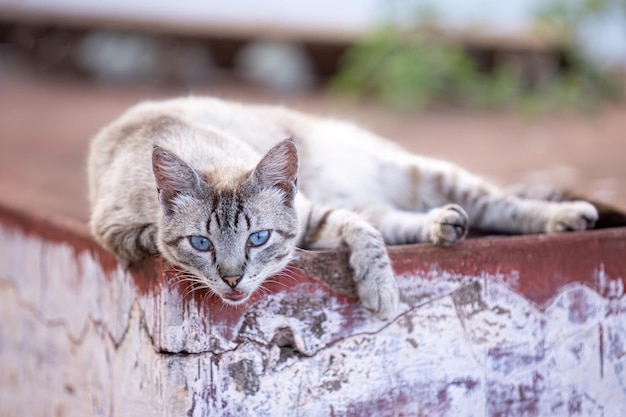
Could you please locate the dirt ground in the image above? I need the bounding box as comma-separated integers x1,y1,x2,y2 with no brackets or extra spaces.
1,73,625,225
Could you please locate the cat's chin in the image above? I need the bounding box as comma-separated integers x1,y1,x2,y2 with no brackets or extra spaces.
221,290,250,304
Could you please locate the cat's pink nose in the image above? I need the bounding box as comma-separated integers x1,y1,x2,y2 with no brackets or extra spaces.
222,275,242,289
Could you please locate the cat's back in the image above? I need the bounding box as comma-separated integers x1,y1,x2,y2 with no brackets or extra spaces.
88,96,402,211
89,96,305,167
88,98,265,218
89,98,258,189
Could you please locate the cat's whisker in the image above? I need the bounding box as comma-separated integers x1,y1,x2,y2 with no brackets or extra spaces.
283,268,302,278
257,283,271,295
282,264,304,274
294,247,316,254
182,284,202,299
280,265,298,274
257,286,271,298
275,270,301,284
263,278,291,290
180,273,205,283
171,277,198,288
180,279,211,299
168,271,202,287
174,274,201,285
167,272,186,283
200,287,215,305
200,290,209,304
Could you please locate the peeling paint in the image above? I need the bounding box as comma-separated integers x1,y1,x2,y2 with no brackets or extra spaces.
2,217,626,416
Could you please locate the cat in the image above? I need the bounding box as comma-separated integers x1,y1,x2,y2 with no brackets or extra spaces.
88,97,598,320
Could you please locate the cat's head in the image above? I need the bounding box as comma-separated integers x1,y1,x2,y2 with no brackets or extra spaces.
152,139,299,305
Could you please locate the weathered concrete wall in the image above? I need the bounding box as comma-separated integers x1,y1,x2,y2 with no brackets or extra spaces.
1,206,625,416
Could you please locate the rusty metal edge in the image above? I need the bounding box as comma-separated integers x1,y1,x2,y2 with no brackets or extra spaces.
1,198,624,308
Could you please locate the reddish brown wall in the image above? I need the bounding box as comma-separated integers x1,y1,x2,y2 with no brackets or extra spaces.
1,205,625,416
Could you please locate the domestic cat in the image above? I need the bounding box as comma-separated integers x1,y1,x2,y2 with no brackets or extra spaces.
88,97,598,320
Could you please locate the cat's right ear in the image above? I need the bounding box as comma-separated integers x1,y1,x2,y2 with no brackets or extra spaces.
152,146,202,215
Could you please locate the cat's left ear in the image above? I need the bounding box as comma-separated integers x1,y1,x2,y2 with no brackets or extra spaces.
251,139,299,203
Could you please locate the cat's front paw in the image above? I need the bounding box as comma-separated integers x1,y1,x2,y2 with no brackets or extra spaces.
355,266,399,321
546,201,598,232
347,230,399,320
429,204,469,246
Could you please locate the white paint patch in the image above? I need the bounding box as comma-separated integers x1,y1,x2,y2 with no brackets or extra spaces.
1,221,625,416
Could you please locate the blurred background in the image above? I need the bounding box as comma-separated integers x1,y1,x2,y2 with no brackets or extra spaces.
2,0,625,100
0,0,625,222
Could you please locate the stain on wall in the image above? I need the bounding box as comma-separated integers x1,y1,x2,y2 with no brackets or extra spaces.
1,214,625,416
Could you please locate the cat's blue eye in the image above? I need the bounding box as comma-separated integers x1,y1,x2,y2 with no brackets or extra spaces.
189,235,212,251
248,230,271,247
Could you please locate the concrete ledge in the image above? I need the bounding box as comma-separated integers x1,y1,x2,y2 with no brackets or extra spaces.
1,201,625,416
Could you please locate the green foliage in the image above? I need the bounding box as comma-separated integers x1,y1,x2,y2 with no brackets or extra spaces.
330,2,624,112
535,0,624,36
330,28,480,110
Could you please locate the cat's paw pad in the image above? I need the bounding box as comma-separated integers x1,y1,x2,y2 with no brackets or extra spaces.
546,201,598,232
356,268,399,321
429,204,469,246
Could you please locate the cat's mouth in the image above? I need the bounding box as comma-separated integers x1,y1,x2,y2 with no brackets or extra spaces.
223,290,248,303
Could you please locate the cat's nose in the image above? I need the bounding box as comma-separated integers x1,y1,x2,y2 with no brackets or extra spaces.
222,275,242,289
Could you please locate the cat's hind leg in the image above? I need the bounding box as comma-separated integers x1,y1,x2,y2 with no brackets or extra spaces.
443,181,598,235
90,220,159,266
297,199,399,320
433,172,599,234
391,155,598,236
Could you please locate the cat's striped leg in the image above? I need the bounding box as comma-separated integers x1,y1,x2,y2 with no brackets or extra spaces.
420,169,599,234
296,199,399,320
396,155,597,235
465,194,598,234
91,220,159,266
366,204,469,246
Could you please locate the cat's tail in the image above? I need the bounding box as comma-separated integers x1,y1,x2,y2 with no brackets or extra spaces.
508,184,626,229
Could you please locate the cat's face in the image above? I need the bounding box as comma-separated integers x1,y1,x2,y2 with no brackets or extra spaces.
152,140,299,305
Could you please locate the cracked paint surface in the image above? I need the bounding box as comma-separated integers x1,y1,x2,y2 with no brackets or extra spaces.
1,217,626,416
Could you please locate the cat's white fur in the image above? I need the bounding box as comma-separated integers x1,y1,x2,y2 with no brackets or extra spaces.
88,97,598,320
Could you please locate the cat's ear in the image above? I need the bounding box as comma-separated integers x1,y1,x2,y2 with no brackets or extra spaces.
152,146,203,215
251,139,299,203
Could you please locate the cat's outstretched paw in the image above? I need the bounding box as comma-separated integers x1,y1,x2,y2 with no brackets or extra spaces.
429,204,469,246
348,232,399,320
355,267,399,321
546,201,598,232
